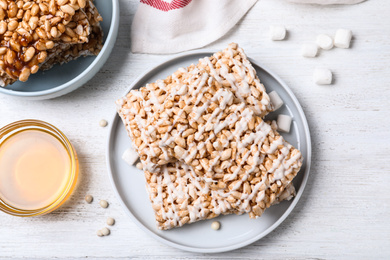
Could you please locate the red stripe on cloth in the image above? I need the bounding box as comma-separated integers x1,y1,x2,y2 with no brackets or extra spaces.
140,0,192,12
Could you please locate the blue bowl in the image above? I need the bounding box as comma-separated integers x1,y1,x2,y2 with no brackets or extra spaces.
0,0,120,100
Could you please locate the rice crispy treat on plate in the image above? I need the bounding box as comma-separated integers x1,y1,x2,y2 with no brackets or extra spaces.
116,43,303,230
194,42,273,117
0,0,103,87
117,43,273,172
137,112,302,230
167,113,302,221
146,161,297,230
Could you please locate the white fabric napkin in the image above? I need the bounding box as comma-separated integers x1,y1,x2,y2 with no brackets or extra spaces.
131,0,257,54
287,0,366,4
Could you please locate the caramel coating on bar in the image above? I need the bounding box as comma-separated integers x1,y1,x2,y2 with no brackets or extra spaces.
0,0,103,85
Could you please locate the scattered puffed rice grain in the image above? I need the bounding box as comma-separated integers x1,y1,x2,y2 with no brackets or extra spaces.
85,194,93,204
122,148,139,166
334,29,352,49
270,26,286,41
301,43,318,58
268,91,284,111
99,200,109,208
97,230,103,237
316,34,333,50
313,68,333,85
136,162,143,170
99,119,108,127
101,227,110,236
107,217,115,226
277,114,292,133
211,221,221,230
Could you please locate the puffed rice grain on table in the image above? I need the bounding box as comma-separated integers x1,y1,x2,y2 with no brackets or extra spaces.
99,119,108,127
84,194,93,204
101,227,110,236
211,221,220,230
106,217,115,226
99,200,109,208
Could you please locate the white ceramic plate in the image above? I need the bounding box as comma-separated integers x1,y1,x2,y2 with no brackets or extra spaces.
106,51,312,253
0,0,119,100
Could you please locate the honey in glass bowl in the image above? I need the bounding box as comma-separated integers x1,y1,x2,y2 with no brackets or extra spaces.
0,120,78,217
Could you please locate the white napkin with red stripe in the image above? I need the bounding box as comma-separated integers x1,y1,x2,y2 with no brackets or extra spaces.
131,0,257,54
131,0,366,54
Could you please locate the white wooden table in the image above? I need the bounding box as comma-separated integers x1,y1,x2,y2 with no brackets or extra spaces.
1,0,389,259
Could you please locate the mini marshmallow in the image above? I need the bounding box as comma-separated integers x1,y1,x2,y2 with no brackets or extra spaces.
268,91,284,110
313,68,332,85
334,29,352,48
270,26,286,41
301,43,318,58
277,114,292,133
122,147,139,166
316,34,333,50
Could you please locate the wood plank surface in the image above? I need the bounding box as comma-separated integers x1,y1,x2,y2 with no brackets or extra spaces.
0,0,389,259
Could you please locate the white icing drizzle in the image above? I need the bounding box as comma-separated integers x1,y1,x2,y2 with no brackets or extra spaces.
199,45,273,116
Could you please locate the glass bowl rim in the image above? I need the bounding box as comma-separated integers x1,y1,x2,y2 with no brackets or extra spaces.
0,119,78,217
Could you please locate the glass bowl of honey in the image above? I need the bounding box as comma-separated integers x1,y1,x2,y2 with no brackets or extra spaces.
0,120,78,217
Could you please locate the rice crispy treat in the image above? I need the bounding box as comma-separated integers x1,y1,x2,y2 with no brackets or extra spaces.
146,161,297,230
41,20,103,70
138,111,301,230
0,0,103,87
116,43,303,230
194,42,273,117
117,44,273,172
142,118,302,230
